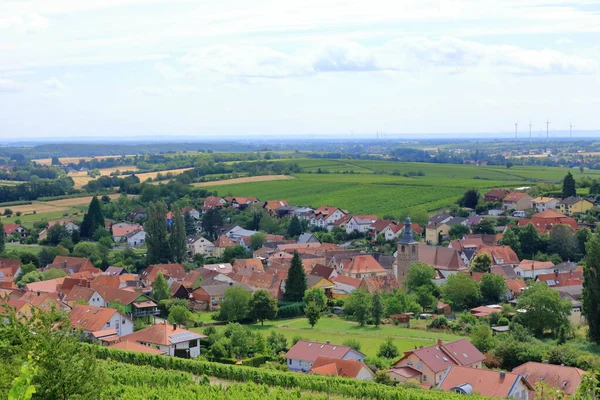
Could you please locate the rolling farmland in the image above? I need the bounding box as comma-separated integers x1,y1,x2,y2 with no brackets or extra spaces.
198,158,587,216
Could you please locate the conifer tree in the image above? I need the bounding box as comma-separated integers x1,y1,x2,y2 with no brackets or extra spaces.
80,197,105,239
583,234,600,344
145,201,171,264
287,215,303,238
152,271,170,302
562,172,577,198
0,221,4,253
283,252,307,302
184,211,196,236
372,292,384,327
169,208,187,263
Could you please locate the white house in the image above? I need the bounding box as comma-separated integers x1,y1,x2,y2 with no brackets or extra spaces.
121,323,206,359
532,197,559,212
125,229,146,247
345,215,378,234
69,304,134,337
285,340,365,372
187,235,215,257
309,206,347,229
514,260,556,279
181,206,200,220
64,286,107,308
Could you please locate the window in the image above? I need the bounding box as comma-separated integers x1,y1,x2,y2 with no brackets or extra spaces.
288,359,291,365
423,375,427,382
416,362,423,370
189,339,198,348
106,322,110,327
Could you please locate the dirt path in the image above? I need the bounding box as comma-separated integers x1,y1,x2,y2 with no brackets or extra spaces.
192,175,295,187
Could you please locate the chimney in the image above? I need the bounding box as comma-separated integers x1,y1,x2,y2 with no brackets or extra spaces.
500,371,506,379
437,339,443,346
37,291,40,297
173,323,177,330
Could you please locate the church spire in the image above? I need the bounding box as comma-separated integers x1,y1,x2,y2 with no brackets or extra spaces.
398,216,417,244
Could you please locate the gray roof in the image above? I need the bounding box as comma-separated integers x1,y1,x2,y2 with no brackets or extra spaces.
398,217,419,245
371,253,395,270
559,196,587,205
554,261,579,272
446,217,467,226
297,233,319,244
169,331,202,343
429,214,452,225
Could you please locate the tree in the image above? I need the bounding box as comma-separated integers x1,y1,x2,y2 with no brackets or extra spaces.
405,262,436,292
342,338,361,351
383,290,421,316
413,286,437,311
151,271,170,302
345,289,372,326
372,292,384,327
499,228,521,258
267,331,288,354
583,234,600,344
201,208,223,240
145,201,171,264
442,274,482,309
303,287,327,311
460,189,479,209
287,215,303,238
471,325,496,353
249,233,266,251
79,197,105,239
184,211,196,236
38,247,59,268
72,242,105,267
221,245,249,263
471,219,495,235
218,286,251,322
449,224,470,239
304,301,321,328
0,308,106,400
283,252,307,302
0,221,4,253
548,224,578,261
470,253,492,273
515,282,571,337
377,338,399,359
45,224,69,246
167,304,192,326
519,223,545,258
480,273,507,304
41,269,67,280
18,271,42,287
562,172,577,198
249,290,278,325
169,208,187,263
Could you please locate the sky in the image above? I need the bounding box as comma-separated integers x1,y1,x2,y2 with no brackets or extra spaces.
1,0,600,140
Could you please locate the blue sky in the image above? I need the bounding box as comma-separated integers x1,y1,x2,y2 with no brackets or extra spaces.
1,0,599,139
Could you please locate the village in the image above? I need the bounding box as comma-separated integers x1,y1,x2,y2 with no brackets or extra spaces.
1,179,598,399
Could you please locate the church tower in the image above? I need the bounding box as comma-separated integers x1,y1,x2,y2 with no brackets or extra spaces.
393,217,419,283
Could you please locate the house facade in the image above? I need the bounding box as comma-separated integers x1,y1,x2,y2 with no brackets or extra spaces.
121,323,206,358
285,340,365,372
502,193,533,211
186,235,215,257
532,197,559,212
558,197,594,216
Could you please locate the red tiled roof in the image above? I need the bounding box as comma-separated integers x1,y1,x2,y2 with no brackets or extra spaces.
504,192,529,202
342,255,385,275
285,340,361,363
214,236,236,248
0,258,21,273
518,216,578,233
141,263,186,282
506,279,527,295
112,223,143,238
232,258,264,273
310,356,372,379
109,340,166,355
24,278,66,294
519,259,555,271
121,323,205,346
264,200,288,210
477,246,520,266
360,275,400,293
388,366,422,379
536,270,583,287
512,362,585,395
331,275,362,288
418,244,466,271
69,304,119,332
370,219,396,232
394,339,484,373
439,366,531,398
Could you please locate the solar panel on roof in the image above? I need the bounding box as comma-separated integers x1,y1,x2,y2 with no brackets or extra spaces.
169,332,201,343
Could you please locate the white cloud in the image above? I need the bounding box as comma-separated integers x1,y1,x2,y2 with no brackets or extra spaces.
556,38,574,45
180,37,596,80
43,77,64,90
154,62,180,80
0,79,26,93
0,14,49,33
135,86,164,96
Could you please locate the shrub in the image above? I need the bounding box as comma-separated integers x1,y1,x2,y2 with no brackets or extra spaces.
342,338,361,352
377,338,399,359
497,318,510,326
428,316,448,329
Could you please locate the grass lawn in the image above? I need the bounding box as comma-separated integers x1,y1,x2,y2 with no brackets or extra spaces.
0,208,83,229
3,242,44,255
192,316,464,358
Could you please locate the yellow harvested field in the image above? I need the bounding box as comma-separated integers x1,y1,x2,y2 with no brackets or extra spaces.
68,166,138,189
0,193,126,215
192,175,295,187
33,155,132,166
128,168,194,182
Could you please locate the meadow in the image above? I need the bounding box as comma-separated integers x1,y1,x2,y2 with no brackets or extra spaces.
192,316,462,358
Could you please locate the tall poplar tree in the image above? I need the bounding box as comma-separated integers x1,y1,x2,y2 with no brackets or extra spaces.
583,234,600,344
80,197,105,239
169,208,187,263
283,252,307,302
562,172,577,198
184,211,196,236
287,215,302,238
0,221,5,253
145,201,171,264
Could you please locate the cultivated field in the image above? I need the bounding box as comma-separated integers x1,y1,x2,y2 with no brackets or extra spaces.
68,166,138,189
0,193,126,217
125,167,194,182
33,155,130,166
193,317,462,358
192,175,295,187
